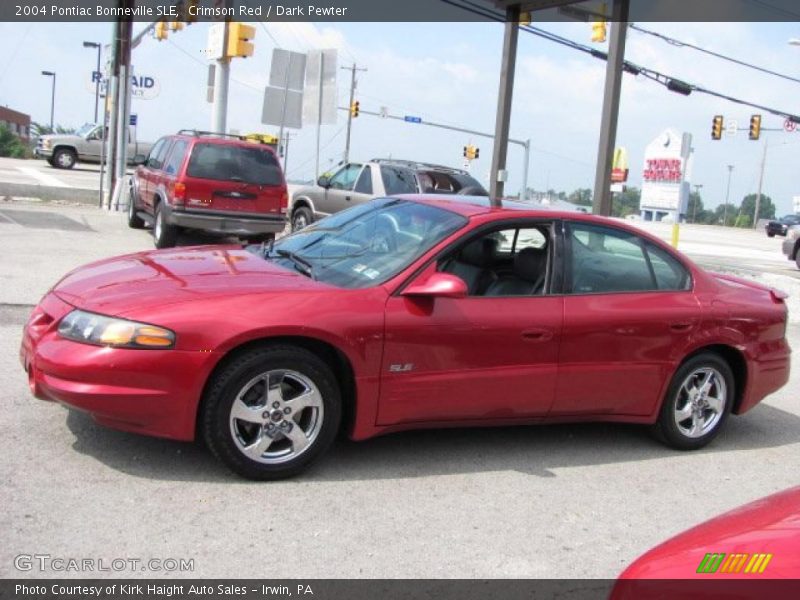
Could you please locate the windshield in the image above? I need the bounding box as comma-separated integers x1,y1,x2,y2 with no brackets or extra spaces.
75,123,97,137
259,198,467,289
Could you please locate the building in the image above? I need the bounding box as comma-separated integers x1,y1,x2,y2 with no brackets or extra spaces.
0,106,31,140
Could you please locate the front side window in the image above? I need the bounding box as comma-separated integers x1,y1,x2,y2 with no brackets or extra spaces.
354,166,373,194
262,199,466,289
186,143,282,185
567,222,690,294
328,164,362,191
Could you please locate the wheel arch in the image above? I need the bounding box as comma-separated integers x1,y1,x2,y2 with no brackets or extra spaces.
51,145,77,160
676,344,748,414
291,196,315,218
195,335,357,439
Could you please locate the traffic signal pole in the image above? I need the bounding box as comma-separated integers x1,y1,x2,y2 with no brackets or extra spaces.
591,0,629,216
212,18,231,134
753,139,767,229
342,63,367,164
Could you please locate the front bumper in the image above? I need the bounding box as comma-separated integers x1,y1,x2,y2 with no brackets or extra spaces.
165,205,286,236
20,293,220,441
34,147,52,159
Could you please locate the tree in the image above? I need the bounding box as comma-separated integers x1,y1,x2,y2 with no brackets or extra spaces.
612,187,641,218
0,124,26,158
739,193,776,222
30,122,75,137
568,188,592,207
708,203,737,226
687,192,710,223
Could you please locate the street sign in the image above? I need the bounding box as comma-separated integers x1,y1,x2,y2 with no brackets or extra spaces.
404,115,422,123
785,119,797,133
725,119,738,136
87,70,159,100
206,23,225,60
303,49,338,126
263,49,307,129
129,114,137,126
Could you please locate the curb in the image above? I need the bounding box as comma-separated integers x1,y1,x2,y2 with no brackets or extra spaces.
0,182,98,206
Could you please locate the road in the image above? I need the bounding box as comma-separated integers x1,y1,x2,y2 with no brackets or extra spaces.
0,199,798,580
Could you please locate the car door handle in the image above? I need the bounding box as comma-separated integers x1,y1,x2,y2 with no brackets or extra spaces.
670,322,694,332
521,328,553,342
345,195,351,201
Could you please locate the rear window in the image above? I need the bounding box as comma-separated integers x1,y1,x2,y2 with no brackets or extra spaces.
186,143,283,186
380,166,418,195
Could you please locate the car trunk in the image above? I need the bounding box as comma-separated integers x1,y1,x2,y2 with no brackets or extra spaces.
182,142,287,215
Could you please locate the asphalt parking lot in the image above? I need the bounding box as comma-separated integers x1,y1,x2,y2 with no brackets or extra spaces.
1,200,798,579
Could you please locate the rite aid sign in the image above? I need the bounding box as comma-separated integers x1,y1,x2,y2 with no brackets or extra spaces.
88,71,160,100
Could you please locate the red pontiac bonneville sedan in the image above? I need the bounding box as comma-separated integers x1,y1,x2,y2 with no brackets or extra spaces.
20,196,790,479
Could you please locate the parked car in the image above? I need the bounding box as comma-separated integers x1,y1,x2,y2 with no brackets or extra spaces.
289,158,487,231
766,214,800,237
613,486,800,598
781,225,800,269
21,196,790,480
34,123,153,170
128,130,288,248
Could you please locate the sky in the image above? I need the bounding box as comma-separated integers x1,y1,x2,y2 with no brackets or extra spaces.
1,18,799,214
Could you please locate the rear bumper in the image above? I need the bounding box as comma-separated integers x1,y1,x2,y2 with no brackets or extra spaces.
20,293,219,441
166,205,286,236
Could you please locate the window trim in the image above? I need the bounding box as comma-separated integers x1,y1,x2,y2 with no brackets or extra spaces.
563,220,693,296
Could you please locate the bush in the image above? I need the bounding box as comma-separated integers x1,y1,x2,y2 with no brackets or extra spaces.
0,124,27,158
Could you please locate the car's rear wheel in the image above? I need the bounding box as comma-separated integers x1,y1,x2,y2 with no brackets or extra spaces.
127,187,145,229
652,353,734,450
202,345,341,480
291,206,313,232
52,148,76,169
767,232,775,238
153,202,178,248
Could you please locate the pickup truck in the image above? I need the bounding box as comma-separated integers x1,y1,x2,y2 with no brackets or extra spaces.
34,122,153,170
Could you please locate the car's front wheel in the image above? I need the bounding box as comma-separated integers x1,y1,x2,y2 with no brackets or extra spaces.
291,206,313,232
652,353,734,450
52,148,77,169
202,345,341,480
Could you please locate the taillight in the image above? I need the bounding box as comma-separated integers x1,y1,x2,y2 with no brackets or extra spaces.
280,190,288,213
172,182,187,207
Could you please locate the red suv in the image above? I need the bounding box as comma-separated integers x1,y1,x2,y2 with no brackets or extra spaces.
128,130,288,248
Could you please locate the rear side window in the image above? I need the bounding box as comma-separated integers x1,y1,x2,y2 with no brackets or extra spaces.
186,143,283,186
163,140,188,176
646,242,691,290
381,166,417,195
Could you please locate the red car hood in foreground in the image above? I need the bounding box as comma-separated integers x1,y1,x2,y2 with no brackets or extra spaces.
52,245,326,315
613,487,800,598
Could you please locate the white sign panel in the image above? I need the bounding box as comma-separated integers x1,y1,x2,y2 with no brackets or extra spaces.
206,23,225,61
303,49,338,125
640,129,691,214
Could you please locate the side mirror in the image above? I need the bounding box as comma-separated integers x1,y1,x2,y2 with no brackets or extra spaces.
317,175,330,188
401,272,468,300
132,154,147,166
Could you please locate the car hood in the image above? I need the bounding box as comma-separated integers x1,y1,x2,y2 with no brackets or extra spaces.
618,486,800,580
40,134,82,144
52,245,329,316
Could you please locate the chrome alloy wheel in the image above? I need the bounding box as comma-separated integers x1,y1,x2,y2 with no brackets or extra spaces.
293,212,308,230
154,209,163,239
228,370,324,464
673,367,727,438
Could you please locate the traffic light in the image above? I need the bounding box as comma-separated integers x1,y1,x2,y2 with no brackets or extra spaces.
591,20,607,43
155,21,168,41
519,11,531,26
226,22,255,59
473,147,480,159
711,115,723,140
168,21,184,32
463,145,468,158
350,100,360,118
749,114,762,140
463,145,479,160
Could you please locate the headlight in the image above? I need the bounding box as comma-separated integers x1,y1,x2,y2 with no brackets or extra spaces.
58,310,175,349
789,228,800,240
42,139,51,149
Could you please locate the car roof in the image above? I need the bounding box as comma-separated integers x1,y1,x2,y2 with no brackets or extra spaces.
368,158,472,176
169,132,277,151
393,194,592,219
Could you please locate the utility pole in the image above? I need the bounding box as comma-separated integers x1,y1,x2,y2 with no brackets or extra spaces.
114,17,133,210
691,183,703,223
282,131,293,174
489,2,520,204
102,17,121,209
723,164,734,226
753,139,768,229
342,63,367,163
212,20,231,134
591,0,629,216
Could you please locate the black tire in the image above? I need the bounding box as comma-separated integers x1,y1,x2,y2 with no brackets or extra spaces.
153,202,178,249
127,187,145,229
767,231,775,238
202,345,341,480
291,206,313,232
52,148,77,170
795,251,800,270
46,157,55,167
245,233,275,245
651,352,734,450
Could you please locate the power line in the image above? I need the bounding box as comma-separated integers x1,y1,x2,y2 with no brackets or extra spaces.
166,38,261,93
258,22,283,49
629,23,800,85
742,0,800,20
444,0,800,123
